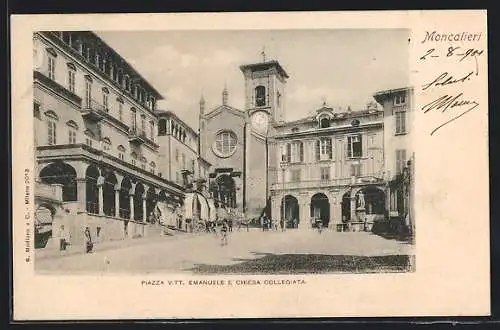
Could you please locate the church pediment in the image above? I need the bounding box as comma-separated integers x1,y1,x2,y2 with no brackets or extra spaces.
204,105,245,120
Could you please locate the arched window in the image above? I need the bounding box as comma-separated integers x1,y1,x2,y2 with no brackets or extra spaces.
84,129,95,147
45,111,58,145
255,85,266,107
150,161,156,174
117,70,123,85
124,75,130,91
140,156,147,170
102,137,111,151
117,145,126,161
319,116,330,128
158,119,167,136
66,120,78,144
130,152,138,166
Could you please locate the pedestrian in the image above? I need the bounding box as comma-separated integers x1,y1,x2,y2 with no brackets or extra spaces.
315,217,323,234
84,226,93,253
261,215,266,232
293,218,297,229
220,219,229,246
58,225,68,251
280,218,285,232
228,218,233,232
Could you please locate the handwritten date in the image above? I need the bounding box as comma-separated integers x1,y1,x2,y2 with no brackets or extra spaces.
420,47,483,61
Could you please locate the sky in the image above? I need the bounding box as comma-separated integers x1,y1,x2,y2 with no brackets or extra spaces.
97,29,410,130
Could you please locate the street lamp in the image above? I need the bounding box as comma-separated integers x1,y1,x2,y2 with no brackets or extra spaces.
402,158,412,238
280,160,288,226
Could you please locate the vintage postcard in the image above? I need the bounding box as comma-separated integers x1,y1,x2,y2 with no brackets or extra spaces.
11,11,489,319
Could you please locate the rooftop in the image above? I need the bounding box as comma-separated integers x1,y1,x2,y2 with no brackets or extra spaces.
156,110,198,137
239,60,290,79
275,106,382,128
41,31,165,100
373,86,414,103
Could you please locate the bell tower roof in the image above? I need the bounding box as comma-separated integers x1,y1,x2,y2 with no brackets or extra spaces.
239,60,289,79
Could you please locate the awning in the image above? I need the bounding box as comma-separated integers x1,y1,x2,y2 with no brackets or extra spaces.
207,198,217,222
184,192,211,221
198,194,210,221
184,193,195,219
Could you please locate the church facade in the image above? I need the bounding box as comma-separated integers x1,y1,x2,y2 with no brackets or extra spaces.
199,61,289,219
200,58,413,232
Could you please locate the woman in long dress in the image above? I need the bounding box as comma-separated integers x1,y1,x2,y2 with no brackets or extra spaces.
84,226,93,253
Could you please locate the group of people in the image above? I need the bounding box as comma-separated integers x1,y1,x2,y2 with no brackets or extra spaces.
57,225,94,254
259,214,297,232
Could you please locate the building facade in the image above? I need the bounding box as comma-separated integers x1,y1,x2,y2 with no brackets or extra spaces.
156,110,210,186
269,103,386,230
374,87,415,236
199,88,246,213
33,31,190,248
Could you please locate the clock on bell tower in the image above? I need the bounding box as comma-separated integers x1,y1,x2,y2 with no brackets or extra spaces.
240,59,289,133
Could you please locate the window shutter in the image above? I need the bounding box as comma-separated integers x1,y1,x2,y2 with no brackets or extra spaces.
395,113,401,134
401,112,406,133
347,137,352,158
361,134,366,157
286,143,292,163
315,140,320,161
299,142,304,162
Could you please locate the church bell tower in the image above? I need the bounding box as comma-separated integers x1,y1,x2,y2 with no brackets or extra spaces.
240,55,289,218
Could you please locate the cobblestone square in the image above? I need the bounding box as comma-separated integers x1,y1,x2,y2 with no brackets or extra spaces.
36,230,414,274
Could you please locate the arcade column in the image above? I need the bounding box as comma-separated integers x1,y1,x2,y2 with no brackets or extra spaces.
76,178,87,213
329,195,338,230
114,188,120,218
271,196,280,222
299,202,310,230
350,193,357,224
98,184,104,216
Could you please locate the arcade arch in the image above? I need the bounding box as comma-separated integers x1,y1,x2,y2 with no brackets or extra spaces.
310,193,330,227
39,161,77,201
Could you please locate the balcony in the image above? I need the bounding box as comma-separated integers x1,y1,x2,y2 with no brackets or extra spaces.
35,181,63,203
81,99,107,122
128,127,147,145
34,70,82,107
271,175,385,191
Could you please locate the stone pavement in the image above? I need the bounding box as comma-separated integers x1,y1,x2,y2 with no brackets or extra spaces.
35,229,202,261
35,228,414,274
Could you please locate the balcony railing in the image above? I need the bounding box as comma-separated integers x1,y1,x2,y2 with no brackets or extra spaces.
35,181,63,202
81,99,107,121
271,175,385,191
128,127,147,144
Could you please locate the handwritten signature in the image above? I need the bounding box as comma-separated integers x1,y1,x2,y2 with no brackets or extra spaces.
421,93,479,136
422,71,475,91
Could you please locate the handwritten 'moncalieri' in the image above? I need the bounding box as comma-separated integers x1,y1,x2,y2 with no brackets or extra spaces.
421,31,482,44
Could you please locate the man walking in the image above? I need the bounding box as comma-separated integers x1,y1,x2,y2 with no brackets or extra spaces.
58,225,68,251
220,219,229,246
